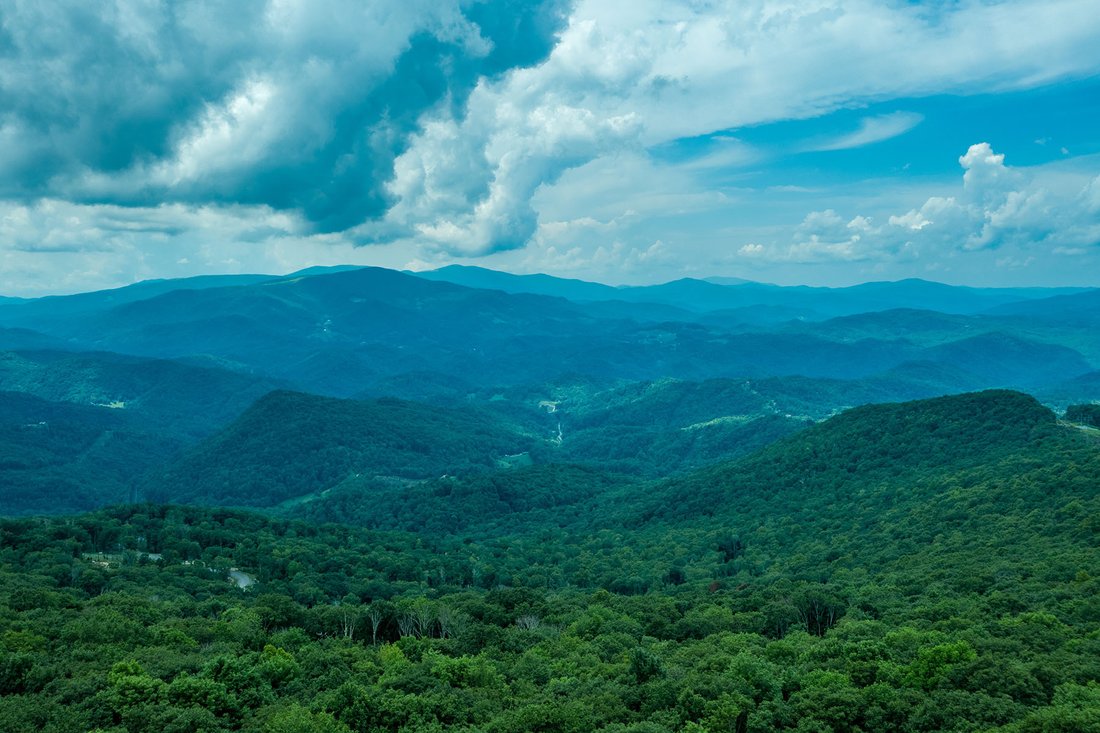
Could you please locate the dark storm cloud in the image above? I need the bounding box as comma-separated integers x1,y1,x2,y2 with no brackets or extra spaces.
0,2,261,185
0,0,568,233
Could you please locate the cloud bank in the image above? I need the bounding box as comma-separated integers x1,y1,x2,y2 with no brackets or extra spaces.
1,0,1099,292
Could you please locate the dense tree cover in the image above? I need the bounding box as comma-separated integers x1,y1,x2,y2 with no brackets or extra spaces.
140,382,816,511
0,373,823,516
552,414,806,477
145,391,539,508
0,350,282,440
1066,403,1100,428
292,464,632,536
2,391,1098,731
401,372,974,479
643,390,1068,520
0,392,183,515
1,265,1098,732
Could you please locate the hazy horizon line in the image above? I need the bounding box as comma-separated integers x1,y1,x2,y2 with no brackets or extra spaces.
3,262,1097,301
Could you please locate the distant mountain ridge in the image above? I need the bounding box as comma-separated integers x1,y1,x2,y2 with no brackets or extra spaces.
985,288,1100,323
414,265,1090,317
0,264,1095,409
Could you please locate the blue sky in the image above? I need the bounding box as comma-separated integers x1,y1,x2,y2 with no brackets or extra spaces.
0,0,1098,295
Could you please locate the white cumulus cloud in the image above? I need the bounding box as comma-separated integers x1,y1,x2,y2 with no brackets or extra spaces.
756,144,1100,265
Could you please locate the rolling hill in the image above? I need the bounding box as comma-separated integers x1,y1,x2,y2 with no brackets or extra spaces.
0,350,284,439
644,389,1066,520
144,390,541,507
984,288,1100,322
0,391,183,515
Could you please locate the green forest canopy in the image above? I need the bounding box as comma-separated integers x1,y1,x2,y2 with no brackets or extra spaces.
2,390,1099,732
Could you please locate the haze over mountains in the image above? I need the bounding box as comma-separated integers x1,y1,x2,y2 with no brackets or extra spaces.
0,265,1094,395
417,265,1087,318
0,263,1096,518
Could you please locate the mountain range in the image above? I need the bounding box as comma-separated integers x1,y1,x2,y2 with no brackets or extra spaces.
0,264,1096,516
0,266,1094,400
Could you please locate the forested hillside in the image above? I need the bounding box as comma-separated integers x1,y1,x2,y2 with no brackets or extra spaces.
0,350,283,439
644,390,1066,520
145,391,539,507
1,391,1098,732
0,392,184,515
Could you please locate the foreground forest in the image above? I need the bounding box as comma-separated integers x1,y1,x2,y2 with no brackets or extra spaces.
2,390,1100,732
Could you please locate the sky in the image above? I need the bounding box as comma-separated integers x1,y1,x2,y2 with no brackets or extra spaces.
1,0,1099,296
